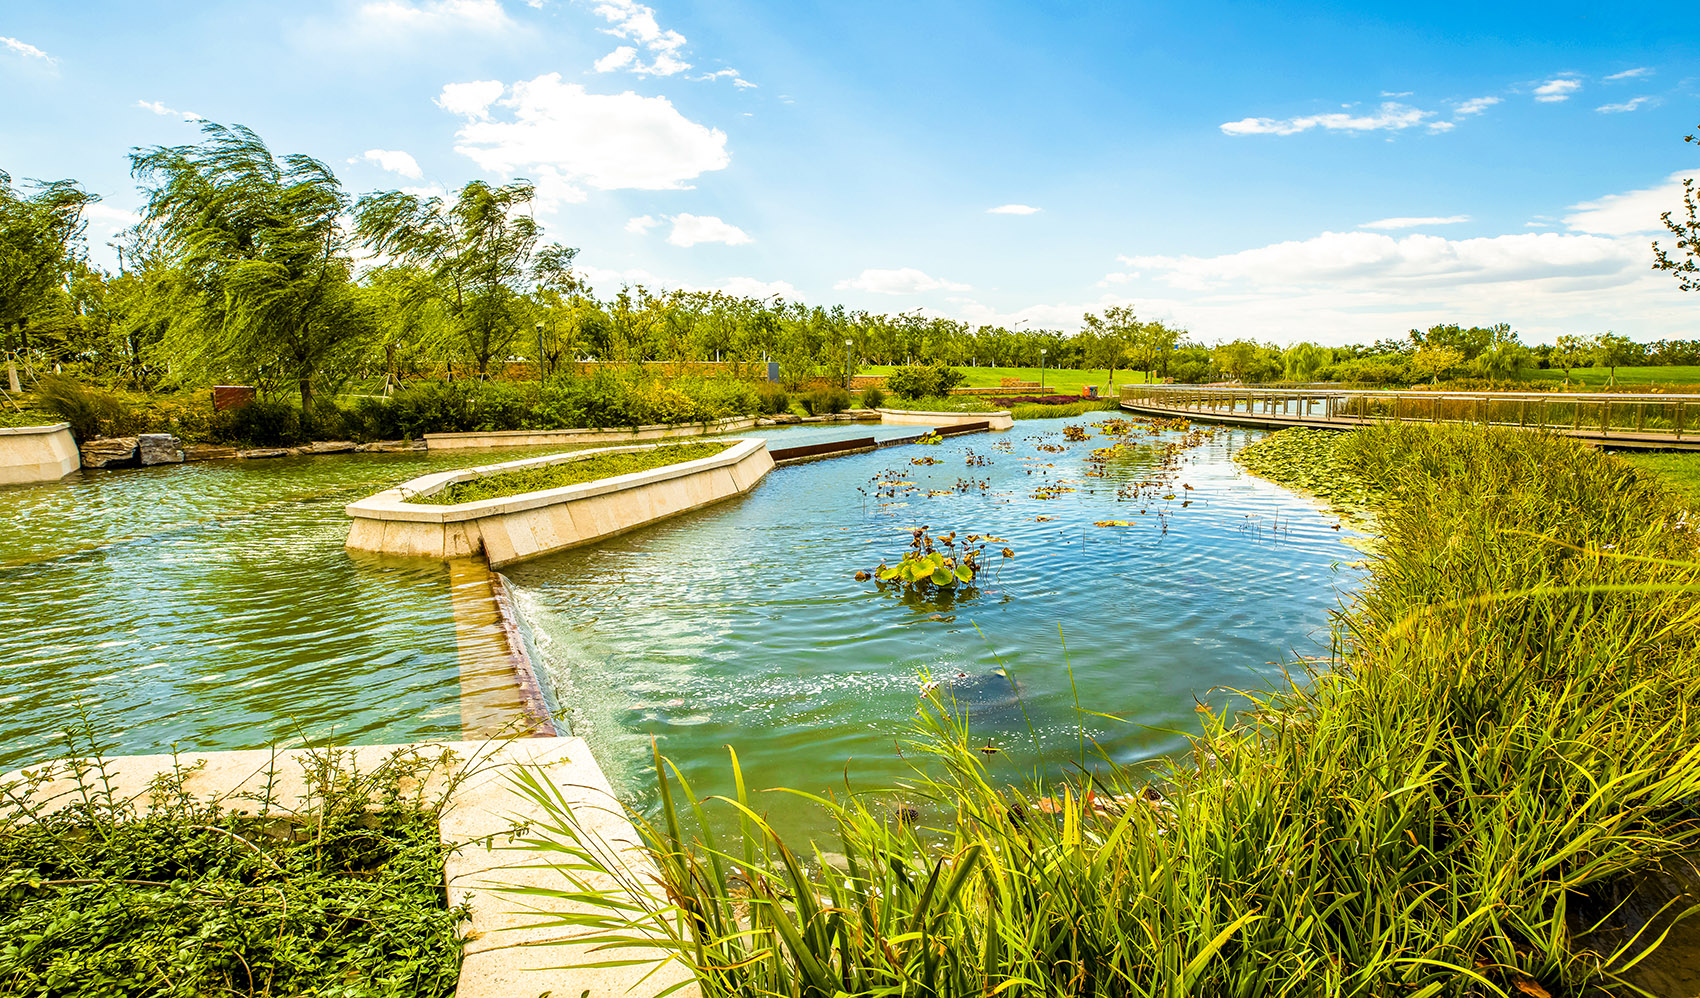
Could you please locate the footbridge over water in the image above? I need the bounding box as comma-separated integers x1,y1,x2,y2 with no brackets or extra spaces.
1118,385,1700,452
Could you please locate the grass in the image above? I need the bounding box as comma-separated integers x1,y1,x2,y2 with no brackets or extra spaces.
861,365,1149,394
0,408,60,428
868,395,996,413
1619,450,1700,505
1520,365,1700,390
1008,399,1120,419
409,441,732,505
0,730,466,997
511,422,1700,997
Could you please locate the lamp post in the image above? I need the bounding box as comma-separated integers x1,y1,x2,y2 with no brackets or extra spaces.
1040,348,1047,395
845,338,854,391
535,321,545,382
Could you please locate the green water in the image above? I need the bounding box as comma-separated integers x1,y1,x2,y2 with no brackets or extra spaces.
503,414,1369,831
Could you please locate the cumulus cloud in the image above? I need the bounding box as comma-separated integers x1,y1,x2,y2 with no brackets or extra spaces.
1597,96,1654,114
584,0,690,76
625,214,660,234
1604,67,1652,81
1,35,54,63
694,68,756,88
136,99,204,121
1359,215,1471,230
1453,96,1500,116
716,276,799,299
664,213,751,246
987,204,1040,215
575,264,799,301
1564,169,1699,235
359,0,511,30
835,268,970,295
1534,77,1581,102
1220,101,1436,136
439,74,731,208
357,149,423,178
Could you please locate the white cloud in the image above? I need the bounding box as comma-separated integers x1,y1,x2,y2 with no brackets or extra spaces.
435,80,505,120
440,74,731,208
357,149,423,178
360,0,511,30
1564,169,1698,235
694,68,756,88
1597,96,1654,114
987,204,1040,215
1,36,54,63
835,267,970,295
136,99,204,121
624,214,660,234
1380,90,1413,97
1220,101,1435,136
1453,96,1500,116
1534,77,1581,102
1360,215,1471,230
664,213,751,246
715,276,799,299
1605,67,1652,81
575,265,800,301
583,0,690,76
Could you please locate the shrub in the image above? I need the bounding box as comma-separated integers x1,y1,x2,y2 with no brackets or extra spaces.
32,374,132,441
219,398,302,446
754,382,791,415
885,364,965,399
860,385,886,410
800,387,850,415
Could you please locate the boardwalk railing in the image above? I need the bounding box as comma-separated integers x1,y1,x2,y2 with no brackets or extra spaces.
1119,384,1700,445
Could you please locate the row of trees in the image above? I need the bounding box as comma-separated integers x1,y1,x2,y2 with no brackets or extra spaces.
4,121,1697,411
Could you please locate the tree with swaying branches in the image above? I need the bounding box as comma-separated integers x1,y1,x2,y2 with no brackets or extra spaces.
1653,125,1699,294
130,122,374,417
0,169,97,374
355,180,542,378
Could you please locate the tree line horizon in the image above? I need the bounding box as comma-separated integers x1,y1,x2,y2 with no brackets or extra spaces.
4,121,1699,413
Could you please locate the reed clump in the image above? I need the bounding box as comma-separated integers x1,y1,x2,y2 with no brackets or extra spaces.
514,423,1700,997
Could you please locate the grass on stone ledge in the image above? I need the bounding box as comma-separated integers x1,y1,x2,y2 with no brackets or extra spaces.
509,423,1700,998
409,441,733,505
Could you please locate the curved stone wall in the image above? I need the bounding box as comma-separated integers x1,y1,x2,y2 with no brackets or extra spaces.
346,438,775,567
878,407,1014,430
0,423,79,484
424,414,762,451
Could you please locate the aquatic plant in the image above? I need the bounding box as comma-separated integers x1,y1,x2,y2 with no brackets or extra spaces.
868,527,999,591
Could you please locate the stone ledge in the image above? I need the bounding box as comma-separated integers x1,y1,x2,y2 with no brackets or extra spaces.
0,422,79,483
877,407,1014,431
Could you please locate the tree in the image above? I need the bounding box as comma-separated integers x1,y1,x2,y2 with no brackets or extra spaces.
0,169,97,371
356,180,542,377
1652,125,1699,293
1593,331,1638,386
1281,342,1333,382
1552,334,1592,384
131,123,374,416
1410,345,1463,384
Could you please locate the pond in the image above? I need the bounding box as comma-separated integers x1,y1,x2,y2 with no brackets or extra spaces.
502,413,1367,832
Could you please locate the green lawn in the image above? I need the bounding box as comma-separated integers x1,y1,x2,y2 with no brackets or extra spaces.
859,365,1148,394
1619,451,1700,505
1527,365,1700,389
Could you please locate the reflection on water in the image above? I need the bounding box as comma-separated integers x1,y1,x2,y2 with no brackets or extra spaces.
505,415,1369,832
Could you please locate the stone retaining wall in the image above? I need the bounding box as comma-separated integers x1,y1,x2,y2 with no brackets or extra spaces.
0,422,78,484
346,438,774,567
877,407,1015,430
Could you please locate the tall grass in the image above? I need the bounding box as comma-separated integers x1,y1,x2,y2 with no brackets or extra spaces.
510,423,1700,997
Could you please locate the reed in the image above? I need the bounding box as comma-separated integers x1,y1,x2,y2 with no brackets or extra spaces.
510,423,1700,997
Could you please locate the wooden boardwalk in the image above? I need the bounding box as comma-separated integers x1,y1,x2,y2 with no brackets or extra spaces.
1118,385,1700,452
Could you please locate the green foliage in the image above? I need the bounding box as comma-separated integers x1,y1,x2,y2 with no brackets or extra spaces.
885,363,966,399
509,422,1700,997
219,398,302,446
754,381,790,415
799,386,850,415
0,169,97,359
858,385,885,409
1009,399,1117,419
32,374,131,441
0,407,58,428
411,442,731,505
870,527,990,591
0,730,466,997
1652,124,1700,294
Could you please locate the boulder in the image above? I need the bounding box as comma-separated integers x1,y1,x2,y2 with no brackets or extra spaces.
238,448,291,460
183,444,238,462
301,440,356,454
80,436,139,469
138,433,184,466
356,440,427,453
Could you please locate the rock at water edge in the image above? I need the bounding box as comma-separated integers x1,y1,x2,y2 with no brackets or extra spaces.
139,433,185,465
80,436,139,469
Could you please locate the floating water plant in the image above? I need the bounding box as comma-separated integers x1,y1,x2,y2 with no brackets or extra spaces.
866,527,1009,593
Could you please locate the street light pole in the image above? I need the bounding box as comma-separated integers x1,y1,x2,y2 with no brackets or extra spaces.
845,338,853,391
1040,348,1047,395
535,321,545,382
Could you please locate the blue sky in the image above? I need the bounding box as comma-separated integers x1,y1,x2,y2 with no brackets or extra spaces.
2,0,1696,344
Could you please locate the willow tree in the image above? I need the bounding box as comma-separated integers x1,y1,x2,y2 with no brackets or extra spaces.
356,180,541,377
0,169,97,370
131,123,373,416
